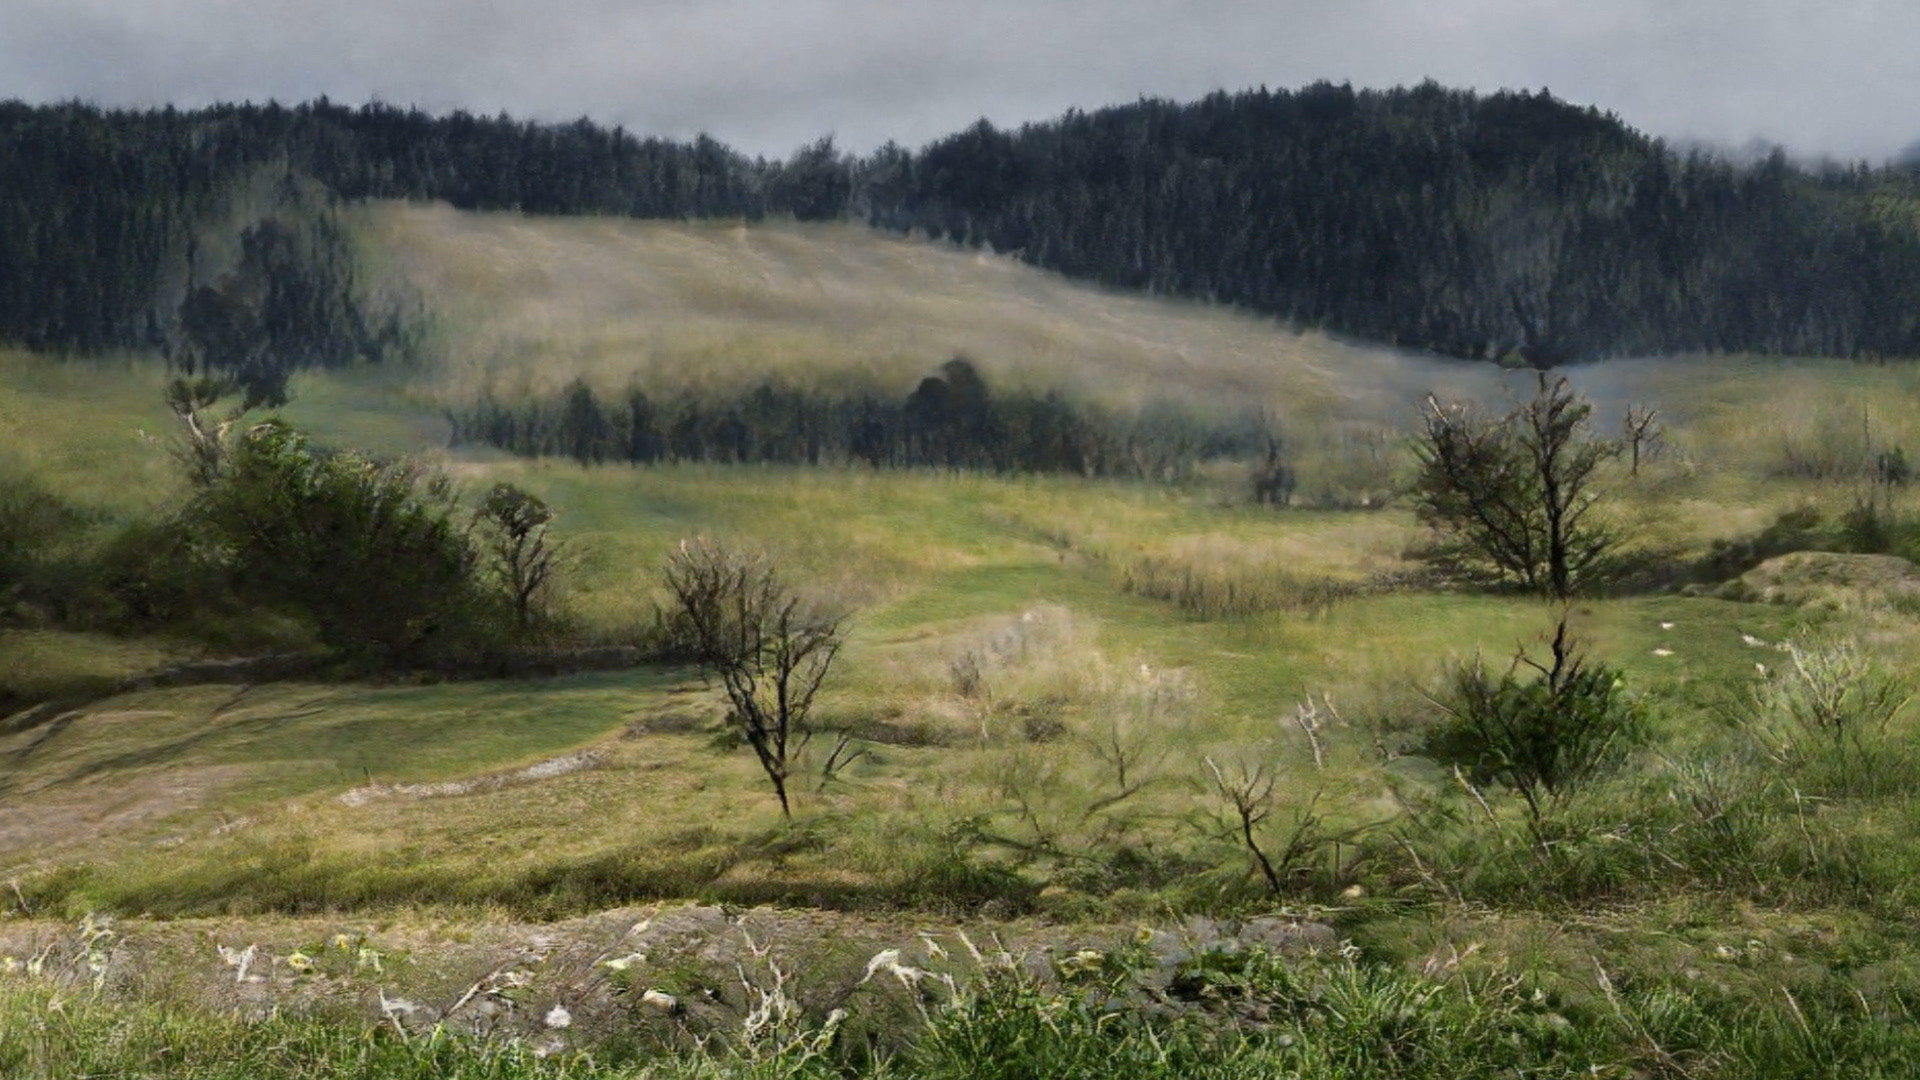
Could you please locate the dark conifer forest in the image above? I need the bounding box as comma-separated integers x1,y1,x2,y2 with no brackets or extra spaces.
5,82,1920,389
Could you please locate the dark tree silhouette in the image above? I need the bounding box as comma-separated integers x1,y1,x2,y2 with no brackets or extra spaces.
662,539,845,820
1412,375,1619,599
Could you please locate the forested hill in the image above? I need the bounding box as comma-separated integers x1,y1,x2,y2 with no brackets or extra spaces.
874,87,1920,363
6,85,1920,378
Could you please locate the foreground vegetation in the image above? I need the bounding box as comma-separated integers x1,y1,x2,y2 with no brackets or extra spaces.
9,917,1920,1079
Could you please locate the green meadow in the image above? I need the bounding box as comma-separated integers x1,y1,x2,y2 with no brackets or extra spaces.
8,208,1920,1076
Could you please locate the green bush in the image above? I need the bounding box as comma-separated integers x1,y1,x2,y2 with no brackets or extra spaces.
1420,620,1644,820
187,420,501,664
1694,503,1830,582
1700,501,1920,583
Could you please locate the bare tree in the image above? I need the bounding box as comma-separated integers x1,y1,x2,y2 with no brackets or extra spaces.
1249,411,1296,507
662,539,845,819
1413,374,1619,600
475,483,562,635
1621,404,1662,477
1200,758,1327,897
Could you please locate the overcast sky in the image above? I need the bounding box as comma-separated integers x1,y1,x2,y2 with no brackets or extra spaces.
3,0,1915,163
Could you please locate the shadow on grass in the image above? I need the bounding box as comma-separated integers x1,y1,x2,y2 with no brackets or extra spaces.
24,824,1040,922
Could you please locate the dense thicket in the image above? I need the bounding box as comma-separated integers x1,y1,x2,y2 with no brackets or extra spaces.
450,359,1267,480
6,86,1920,369
185,419,489,661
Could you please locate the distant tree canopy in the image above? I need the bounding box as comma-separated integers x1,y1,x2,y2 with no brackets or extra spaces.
450,360,1264,481
872,86,1920,363
167,192,416,406
5,85,1920,370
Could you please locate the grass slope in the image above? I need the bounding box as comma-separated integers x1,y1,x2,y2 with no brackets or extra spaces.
361,201,1506,421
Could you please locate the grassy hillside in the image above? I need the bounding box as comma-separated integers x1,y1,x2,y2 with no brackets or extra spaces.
9,207,1920,1076
362,201,1508,420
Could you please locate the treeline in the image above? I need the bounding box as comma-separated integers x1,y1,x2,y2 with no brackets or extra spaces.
870,84,1920,362
451,358,1266,480
0,98,779,368
7,86,1920,369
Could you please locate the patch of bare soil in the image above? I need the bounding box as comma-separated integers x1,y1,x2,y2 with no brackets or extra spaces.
0,763,256,862
334,750,607,807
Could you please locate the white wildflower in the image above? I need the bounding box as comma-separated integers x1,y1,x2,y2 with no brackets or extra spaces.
641,988,678,1012
860,948,901,983
602,951,646,972
1059,949,1105,973
217,944,257,984
1651,648,1674,657
544,1004,573,1029
860,947,931,987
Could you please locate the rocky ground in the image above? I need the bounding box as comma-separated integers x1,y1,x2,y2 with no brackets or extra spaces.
0,903,1338,1054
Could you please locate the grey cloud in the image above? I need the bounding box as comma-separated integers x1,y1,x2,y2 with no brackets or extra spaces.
1,0,1914,161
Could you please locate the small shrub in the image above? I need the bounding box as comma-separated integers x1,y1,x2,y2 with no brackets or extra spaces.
1420,619,1644,822
1119,555,1352,619
1745,636,1917,797
1411,376,1620,600
473,482,565,638
946,648,985,699
661,538,847,820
